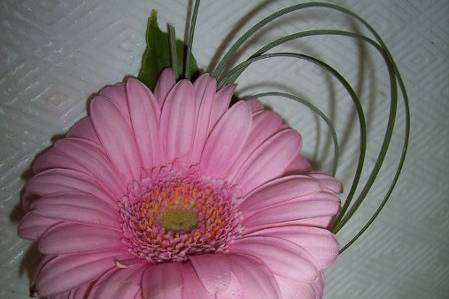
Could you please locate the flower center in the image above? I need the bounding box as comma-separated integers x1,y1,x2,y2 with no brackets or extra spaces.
160,206,198,232
120,167,242,263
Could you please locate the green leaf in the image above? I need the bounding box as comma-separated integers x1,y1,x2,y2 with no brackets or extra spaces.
138,10,199,89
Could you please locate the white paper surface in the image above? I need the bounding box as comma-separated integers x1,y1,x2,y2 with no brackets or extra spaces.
0,0,448,298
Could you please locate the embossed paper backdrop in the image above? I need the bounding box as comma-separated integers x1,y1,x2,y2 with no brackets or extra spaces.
1,0,448,298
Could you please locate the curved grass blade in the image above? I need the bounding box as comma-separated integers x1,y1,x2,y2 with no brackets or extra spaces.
230,28,398,232
167,24,178,76
213,2,410,251
340,67,410,253
185,0,201,79
221,53,367,219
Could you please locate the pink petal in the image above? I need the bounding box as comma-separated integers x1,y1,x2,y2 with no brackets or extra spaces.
245,98,264,114
22,169,115,210
208,85,234,133
30,192,119,227
126,77,161,169
242,193,340,230
216,272,243,299
33,137,126,198
308,173,343,193
224,254,280,299
47,291,70,299
99,83,132,127
39,223,123,255
190,254,231,294
142,263,182,299
274,273,323,299
36,250,126,296
191,74,218,164
232,129,301,194
181,262,212,299
295,216,337,229
70,281,98,299
134,293,144,299
88,264,146,299
229,236,318,282
159,80,196,164
66,117,100,144
227,110,285,180
90,95,141,181
31,255,55,289
239,175,325,214
284,154,312,175
200,101,252,178
247,226,339,270
154,68,176,106
18,212,59,240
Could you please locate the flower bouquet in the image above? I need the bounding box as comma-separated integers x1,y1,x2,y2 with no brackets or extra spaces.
18,1,409,298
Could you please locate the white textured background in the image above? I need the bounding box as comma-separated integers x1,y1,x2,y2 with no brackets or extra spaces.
1,0,448,298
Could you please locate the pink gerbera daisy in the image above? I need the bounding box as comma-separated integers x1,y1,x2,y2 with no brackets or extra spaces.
19,69,341,299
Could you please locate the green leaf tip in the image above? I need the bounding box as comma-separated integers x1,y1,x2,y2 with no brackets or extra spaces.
138,9,199,89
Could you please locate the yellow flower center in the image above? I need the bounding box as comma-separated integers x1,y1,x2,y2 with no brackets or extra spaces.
160,205,198,232
121,173,242,263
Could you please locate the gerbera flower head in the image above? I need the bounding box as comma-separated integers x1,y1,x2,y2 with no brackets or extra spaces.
19,69,341,299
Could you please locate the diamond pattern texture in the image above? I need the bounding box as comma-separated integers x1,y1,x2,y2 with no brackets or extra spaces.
1,0,448,298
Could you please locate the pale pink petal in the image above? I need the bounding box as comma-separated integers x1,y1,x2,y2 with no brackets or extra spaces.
284,154,313,175
308,173,343,193
88,264,146,299
245,98,264,114
39,223,123,255
36,250,127,296
246,110,285,147
229,236,318,282
67,117,100,144
274,273,323,299
200,101,252,178
247,226,339,270
208,85,235,133
159,80,196,164
224,254,280,299
33,137,126,198
216,272,243,299
191,74,217,164
99,83,132,127
239,175,325,214
190,254,231,294
70,281,98,299
295,216,337,229
232,129,301,194
227,110,285,180
18,212,60,240
126,77,161,168
182,262,212,299
142,263,182,299
47,291,70,299
154,68,176,106
114,256,147,268
90,95,141,181
242,193,340,230
22,169,115,210
30,192,119,227
31,255,55,291
283,192,340,229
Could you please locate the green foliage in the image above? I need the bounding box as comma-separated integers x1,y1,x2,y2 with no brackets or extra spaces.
138,10,198,89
